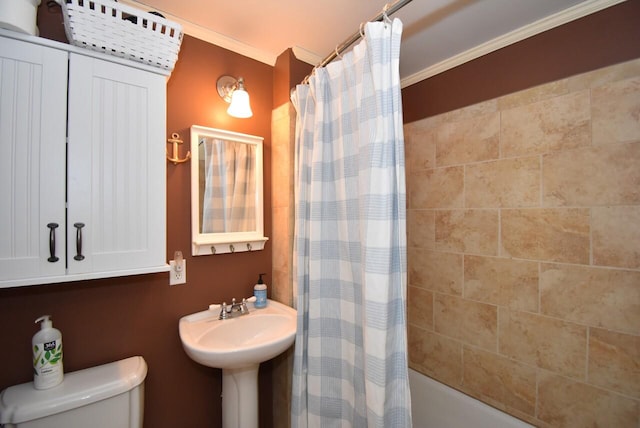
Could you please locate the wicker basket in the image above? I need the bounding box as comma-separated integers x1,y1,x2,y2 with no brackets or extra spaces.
58,0,183,71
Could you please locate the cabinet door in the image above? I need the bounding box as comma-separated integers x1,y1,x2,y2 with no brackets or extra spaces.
0,38,67,286
67,53,166,276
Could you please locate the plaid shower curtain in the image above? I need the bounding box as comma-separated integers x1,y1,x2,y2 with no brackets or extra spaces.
291,18,412,428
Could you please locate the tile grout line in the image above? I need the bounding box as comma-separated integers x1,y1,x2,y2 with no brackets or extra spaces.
585,327,590,384
588,85,594,268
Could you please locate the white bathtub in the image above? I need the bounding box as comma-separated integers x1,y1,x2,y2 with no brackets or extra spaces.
409,369,534,428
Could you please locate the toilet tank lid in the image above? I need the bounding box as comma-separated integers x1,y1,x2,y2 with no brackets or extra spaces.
0,356,147,424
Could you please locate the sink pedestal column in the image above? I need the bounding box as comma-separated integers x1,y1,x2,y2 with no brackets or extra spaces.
222,365,259,428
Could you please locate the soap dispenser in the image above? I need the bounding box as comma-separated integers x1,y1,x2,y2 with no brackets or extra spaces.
254,273,267,308
32,315,64,390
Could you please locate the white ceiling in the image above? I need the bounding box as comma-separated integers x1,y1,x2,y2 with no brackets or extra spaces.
125,0,624,86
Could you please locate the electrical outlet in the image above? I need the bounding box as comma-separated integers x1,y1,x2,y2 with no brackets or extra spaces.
169,252,186,285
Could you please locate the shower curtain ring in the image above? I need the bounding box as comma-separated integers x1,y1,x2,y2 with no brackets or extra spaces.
335,45,342,59
359,22,365,38
382,3,392,26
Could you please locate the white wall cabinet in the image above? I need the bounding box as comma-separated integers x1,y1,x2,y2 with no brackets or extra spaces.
0,33,168,288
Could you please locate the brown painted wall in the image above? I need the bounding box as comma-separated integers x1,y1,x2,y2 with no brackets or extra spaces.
0,6,274,428
402,0,640,122
273,49,313,107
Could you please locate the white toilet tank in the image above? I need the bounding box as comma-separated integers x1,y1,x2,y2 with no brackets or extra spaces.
0,356,147,428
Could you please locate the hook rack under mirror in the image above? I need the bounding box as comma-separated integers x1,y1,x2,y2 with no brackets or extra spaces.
190,125,268,255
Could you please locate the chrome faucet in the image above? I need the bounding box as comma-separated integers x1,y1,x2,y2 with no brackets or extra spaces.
219,298,249,320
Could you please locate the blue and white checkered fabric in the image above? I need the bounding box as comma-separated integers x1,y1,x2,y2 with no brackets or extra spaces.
202,138,256,233
291,18,412,428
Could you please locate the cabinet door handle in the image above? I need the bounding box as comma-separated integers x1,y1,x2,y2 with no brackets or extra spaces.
74,222,85,261
47,223,59,262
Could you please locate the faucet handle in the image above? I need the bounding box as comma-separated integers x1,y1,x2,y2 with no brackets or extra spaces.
240,298,249,314
219,302,228,320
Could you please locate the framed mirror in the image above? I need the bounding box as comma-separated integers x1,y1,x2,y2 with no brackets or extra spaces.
190,125,268,255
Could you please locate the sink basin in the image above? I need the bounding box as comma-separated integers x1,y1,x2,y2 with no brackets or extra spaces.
179,299,297,370
180,299,297,427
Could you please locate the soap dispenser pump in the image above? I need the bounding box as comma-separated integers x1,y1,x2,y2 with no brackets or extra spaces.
32,315,64,390
254,273,267,308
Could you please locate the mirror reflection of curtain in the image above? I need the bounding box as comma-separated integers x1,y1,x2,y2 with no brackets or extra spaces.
202,138,256,233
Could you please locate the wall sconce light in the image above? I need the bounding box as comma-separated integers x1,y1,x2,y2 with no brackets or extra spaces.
217,75,253,118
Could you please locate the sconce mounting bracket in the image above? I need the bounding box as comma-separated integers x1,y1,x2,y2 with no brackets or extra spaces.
217,75,237,103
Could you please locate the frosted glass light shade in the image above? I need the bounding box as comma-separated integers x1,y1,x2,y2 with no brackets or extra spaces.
227,89,253,118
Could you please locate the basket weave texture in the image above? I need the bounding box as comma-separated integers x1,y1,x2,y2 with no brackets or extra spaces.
59,0,183,71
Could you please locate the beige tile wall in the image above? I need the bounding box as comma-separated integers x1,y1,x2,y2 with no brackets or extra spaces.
270,101,296,428
405,58,640,427
271,101,296,307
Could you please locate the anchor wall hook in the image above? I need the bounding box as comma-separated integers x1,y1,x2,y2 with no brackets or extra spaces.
166,132,191,165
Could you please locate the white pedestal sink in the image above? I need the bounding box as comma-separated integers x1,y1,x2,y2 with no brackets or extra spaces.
179,299,297,428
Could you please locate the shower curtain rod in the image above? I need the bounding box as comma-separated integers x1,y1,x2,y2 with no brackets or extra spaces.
301,0,413,83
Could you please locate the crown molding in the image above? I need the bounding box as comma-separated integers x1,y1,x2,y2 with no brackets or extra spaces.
292,46,322,67
400,0,628,88
121,0,627,85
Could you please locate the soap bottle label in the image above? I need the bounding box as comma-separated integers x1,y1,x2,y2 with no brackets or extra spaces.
33,339,63,389
255,289,267,308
